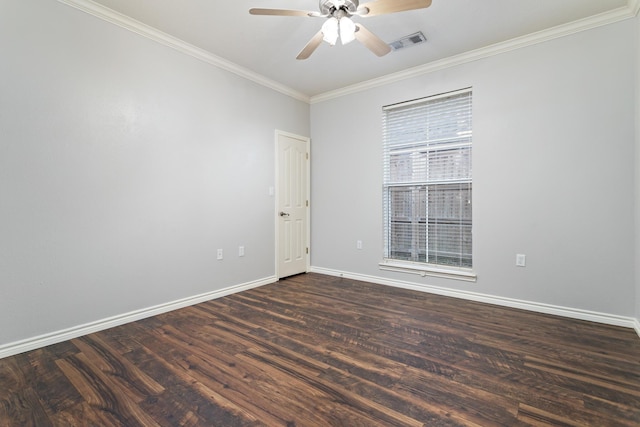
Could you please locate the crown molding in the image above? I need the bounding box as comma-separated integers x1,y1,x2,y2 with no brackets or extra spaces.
56,0,310,104
310,4,638,104
56,0,637,106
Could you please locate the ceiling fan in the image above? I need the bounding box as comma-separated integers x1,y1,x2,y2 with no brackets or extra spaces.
249,0,432,60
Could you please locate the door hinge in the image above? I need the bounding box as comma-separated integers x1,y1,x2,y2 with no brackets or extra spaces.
306,152,309,160
306,200,309,207
306,247,309,254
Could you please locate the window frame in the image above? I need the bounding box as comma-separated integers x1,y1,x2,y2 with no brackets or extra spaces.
379,88,476,282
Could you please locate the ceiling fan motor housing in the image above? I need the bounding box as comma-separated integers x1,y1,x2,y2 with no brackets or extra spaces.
319,0,358,16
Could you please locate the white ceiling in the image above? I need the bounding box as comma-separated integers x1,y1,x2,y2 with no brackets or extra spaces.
84,0,631,97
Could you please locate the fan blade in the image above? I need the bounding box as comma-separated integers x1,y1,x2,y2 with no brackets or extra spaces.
354,24,391,56
357,0,432,16
296,31,324,60
249,8,314,17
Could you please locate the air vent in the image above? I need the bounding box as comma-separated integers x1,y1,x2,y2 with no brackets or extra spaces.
389,32,427,51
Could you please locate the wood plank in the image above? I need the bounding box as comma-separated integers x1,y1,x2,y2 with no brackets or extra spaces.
123,346,246,426
0,356,53,426
70,335,164,402
55,353,161,426
15,347,83,415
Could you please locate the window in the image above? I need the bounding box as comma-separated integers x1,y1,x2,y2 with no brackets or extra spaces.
381,89,473,280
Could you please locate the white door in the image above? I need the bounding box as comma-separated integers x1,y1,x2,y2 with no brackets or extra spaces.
276,131,309,278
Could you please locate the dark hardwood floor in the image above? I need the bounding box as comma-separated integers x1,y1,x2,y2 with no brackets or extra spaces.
1,273,639,426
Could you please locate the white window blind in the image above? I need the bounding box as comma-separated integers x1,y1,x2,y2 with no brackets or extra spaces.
383,89,472,270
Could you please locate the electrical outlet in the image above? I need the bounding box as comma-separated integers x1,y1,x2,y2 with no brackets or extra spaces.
217,249,223,260
239,246,245,257
516,254,526,267
356,240,363,250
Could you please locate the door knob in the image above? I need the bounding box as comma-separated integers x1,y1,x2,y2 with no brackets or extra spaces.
279,211,290,217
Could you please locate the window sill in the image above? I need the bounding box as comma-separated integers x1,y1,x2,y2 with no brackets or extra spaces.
379,260,477,282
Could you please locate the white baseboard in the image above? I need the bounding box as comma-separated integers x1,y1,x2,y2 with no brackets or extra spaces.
0,275,277,360
3,270,637,360
310,267,639,332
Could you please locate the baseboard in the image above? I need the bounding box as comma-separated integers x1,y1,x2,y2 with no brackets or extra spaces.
0,275,277,360
4,270,636,360
310,267,639,331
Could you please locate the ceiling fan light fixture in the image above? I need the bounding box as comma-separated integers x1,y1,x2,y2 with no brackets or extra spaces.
321,17,339,45
339,16,356,45
250,0,433,59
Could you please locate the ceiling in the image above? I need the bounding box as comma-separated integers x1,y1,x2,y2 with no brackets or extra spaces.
84,0,631,98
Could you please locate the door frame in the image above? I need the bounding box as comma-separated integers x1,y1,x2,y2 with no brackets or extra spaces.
274,129,311,279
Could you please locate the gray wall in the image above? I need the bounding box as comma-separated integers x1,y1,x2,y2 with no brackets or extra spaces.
311,19,637,317
0,0,637,349
0,0,309,345
636,11,640,325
